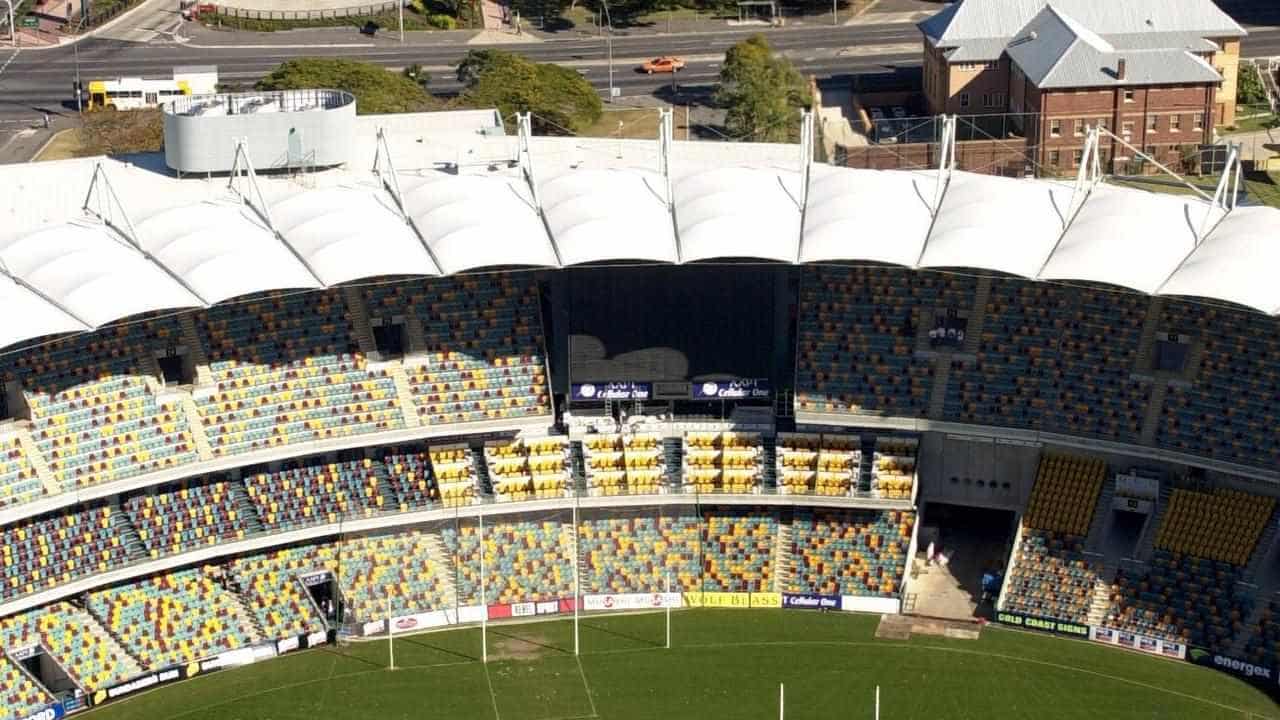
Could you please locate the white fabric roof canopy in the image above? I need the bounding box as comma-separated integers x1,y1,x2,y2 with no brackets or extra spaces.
2,147,1279,353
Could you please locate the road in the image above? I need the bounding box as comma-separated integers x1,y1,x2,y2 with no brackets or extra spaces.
2,16,1280,122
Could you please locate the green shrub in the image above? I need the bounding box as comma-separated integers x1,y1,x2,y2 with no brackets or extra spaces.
426,13,456,28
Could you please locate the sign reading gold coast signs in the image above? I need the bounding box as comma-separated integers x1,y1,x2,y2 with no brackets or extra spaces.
682,592,782,608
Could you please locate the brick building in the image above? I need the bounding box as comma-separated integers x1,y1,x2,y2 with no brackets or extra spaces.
918,0,1244,174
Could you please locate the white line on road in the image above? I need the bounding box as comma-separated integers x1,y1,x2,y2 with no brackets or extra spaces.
0,48,19,81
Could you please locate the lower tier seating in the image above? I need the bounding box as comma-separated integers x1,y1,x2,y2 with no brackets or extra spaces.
701,508,777,592
442,519,574,605
1104,550,1252,651
788,508,912,597
231,545,332,641
86,567,259,671
1001,530,1098,624
578,514,701,593
0,653,53,720
0,602,142,693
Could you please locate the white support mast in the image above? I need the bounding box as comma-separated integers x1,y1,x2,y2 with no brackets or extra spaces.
479,512,488,664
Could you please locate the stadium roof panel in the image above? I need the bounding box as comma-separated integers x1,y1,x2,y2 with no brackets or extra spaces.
269,184,441,284
1159,205,1280,314
399,171,558,274
0,220,204,331
134,200,322,304
1039,184,1208,294
920,171,1071,277
0,274,90,350
800,167,935,266
674,166,802,263
538,167,678,265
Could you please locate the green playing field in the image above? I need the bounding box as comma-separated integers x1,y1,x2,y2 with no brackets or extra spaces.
82,610,1279,720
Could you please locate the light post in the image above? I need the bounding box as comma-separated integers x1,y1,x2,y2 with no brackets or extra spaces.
398,0,403,42
831,0,836,26
2,0,14,45
599,0,614,103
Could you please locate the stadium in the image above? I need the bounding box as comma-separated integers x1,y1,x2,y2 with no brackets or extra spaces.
0,91,1277,720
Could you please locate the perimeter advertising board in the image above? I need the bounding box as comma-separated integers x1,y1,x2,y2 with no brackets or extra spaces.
18,705,63,720
691,379,770,399
584,593,682,611
1090,626,1186,660
994,610,1089,638
1186,647,1276,686
682,592,781,609
781,593,841,610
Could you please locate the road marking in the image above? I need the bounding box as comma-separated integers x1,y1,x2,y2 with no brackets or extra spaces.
0,49,19,82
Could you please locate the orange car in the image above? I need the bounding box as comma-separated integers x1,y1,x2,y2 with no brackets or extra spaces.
641,57,686,74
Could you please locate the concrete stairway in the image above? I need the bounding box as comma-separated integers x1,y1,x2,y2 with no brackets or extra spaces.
423,531,459,604
927,359,951,419
178,393,215,461
75,603,146,681
663,438,683,491
1245,509,1280,584
1086,561,1117,627
1138,381,1169,446
405,316,427,355
774,510,794,593
1134,485,1173,562
178,311,213,386
1132,297,1165,375
109,498,147,561
388,363,421,428
14,425,59,497
341,286,378,357
1084,476,1116,553
760,435,777,490
215,566,268,642
228,481,265,534
962,276,992,355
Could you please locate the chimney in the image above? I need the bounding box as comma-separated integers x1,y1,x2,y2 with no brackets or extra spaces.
1117,58,1126,80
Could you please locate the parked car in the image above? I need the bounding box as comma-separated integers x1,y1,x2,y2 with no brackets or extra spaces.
641,57,686,74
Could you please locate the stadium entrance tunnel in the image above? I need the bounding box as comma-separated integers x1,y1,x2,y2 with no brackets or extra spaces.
911,502,1016,621
17,645,80,710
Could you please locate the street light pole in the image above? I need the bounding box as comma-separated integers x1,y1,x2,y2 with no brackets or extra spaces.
600,0,614,103
831,0,837,26
2,0,15,45
398,0,403,42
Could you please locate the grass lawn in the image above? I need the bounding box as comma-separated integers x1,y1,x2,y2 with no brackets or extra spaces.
581,107,692,139
1110,171,1280,209
34,110,163,161
80,610,1278,720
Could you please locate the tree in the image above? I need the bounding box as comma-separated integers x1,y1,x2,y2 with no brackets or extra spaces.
714,34,812,142
454,49,602,134
1237,62,1268,107
256,58,437,114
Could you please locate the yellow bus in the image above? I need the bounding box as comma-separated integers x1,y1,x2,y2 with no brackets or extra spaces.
85,66,218,111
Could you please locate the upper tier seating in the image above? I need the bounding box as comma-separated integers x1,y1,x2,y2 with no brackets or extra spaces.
1001,454,1106,624
797,266,960,417
0,602,141,693
0,435,44,509
124,477,250,559
701,508,777,592
683,432,763,495
1155,488,1275,566
578,514,701,593
1157,300,1280,468
244,458,391,531
382,450,441,511
775,433,859,497
231,545,330,640
484,437,570,502
363,275,550,426
788,508,913,597
582,434,665,496
195,290,402,458
87,566,258,671
442,519,573,605
3,320,198,491
427,444,479,508
0,653,53,720
944,283,1147,441
0,503,129,603
1105,550,1252,650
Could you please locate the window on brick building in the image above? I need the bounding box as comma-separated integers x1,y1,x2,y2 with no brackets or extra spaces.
1171,114,1181,132
960,93,969,108
1049,150,1061,166
981,93,990,107
1073,119,1084,136
1073,149,1084,166
1147,115,1158,131
1122,121,1134,138
1124,89,1135,102
1050,119,1062,137
991,92,1004,107
1144,145,1156,158
1194,112,1204,130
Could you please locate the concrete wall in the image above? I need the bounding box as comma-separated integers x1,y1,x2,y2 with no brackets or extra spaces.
917,432,1042,512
